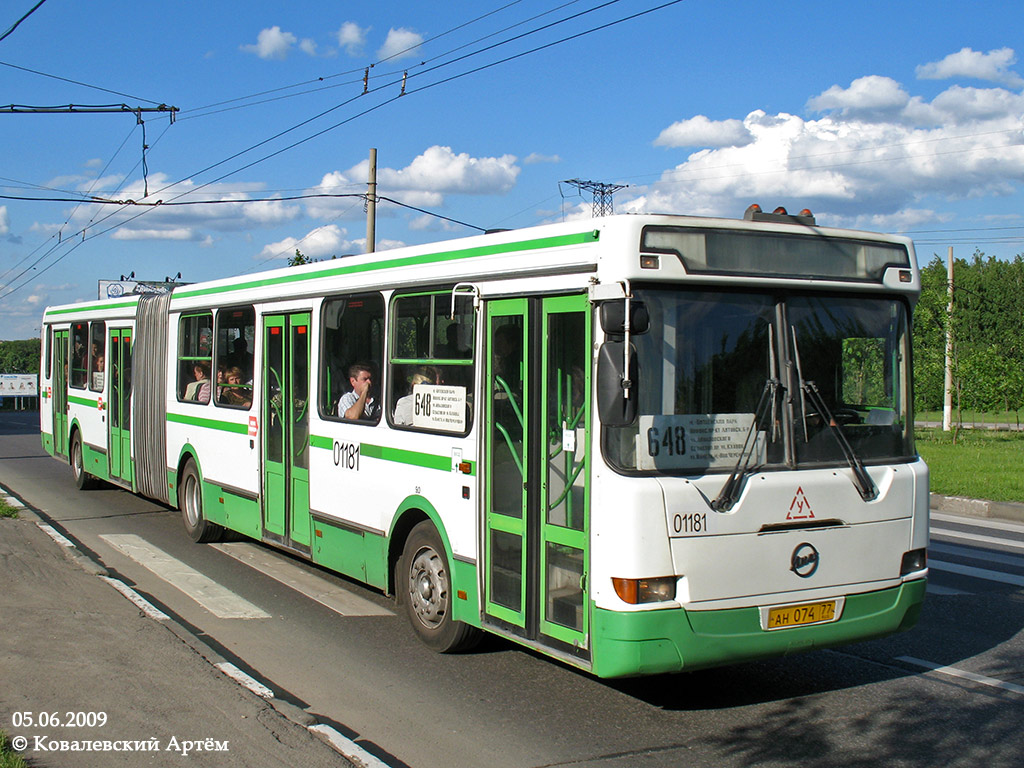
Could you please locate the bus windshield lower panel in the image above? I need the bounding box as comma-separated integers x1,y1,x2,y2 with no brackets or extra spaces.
602,288,913,475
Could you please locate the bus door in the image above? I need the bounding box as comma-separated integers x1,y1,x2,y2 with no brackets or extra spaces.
484,294,591,652
52,329,69,457
107,328,133,484
261,312,312,552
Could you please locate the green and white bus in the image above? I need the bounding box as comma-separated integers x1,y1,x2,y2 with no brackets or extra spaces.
39,208,928,678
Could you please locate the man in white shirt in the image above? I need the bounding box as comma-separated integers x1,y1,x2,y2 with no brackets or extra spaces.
337,363,380,420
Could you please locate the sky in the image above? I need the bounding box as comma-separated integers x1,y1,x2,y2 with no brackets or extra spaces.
2,0,1023,338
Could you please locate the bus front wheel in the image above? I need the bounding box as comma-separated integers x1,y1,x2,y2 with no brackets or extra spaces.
399,521,481,653
178,460,224,543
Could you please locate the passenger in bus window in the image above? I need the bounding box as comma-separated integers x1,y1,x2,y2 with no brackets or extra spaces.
338,362,380,420
220,366,252,407
184,362,211,403
92,352,105,390
394,366,441,425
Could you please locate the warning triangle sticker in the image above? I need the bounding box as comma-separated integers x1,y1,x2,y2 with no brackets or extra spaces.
787,487,815,520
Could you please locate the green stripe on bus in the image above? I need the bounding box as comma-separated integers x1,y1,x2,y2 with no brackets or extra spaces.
45,299,140,316
309,436,476,475
166,412,250,434
68,394,98,407
309,434,333,450
174,231,599,300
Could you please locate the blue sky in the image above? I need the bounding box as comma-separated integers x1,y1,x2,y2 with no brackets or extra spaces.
2,0,1023,338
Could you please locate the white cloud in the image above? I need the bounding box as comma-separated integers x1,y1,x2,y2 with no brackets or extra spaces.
0,206,9,235
624,75,1024,226
66,173,302,241
337,22,368,56
524,153,561,164
377,28,423,61
240,26,297,60
807,75,910,117
257,224,358,260
306,146,521,220
299,38,318,57
917,47,1024,88
110,228,197,241
654,116,754,148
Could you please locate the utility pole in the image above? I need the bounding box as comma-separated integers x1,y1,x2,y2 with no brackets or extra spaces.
942,246,954,432
366,147,377,254
562,178,627,217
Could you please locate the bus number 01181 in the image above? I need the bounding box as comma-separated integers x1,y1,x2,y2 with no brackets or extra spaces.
672,512,707,535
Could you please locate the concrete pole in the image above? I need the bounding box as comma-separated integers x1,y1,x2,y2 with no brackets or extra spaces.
942,246,954,431
366,147,377,254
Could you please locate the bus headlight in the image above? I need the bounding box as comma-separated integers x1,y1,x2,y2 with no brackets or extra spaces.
612,576,677,604
900,548,927,575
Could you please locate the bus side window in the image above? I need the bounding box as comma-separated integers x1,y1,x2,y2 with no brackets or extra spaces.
388,290,474,433
177,313,213,404
70,322,89,389
319,293,384,422
89,321,106,392
215,305,255,409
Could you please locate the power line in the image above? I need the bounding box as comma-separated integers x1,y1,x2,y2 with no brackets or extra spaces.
0,1,687,303
0,59,167,105
0,0,49,43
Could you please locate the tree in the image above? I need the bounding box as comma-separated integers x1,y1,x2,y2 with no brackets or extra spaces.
0,338,40,374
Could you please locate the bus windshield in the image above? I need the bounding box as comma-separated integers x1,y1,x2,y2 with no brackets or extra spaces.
603,288,914,474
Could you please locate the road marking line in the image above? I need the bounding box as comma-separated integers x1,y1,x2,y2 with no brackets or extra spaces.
925,583,971,596
898,656,1024,695
211,542,393,617
99,534,270,619
932,513,1024,533
309,724,395,768
214,662,275,699
930,542,1024,569
100,576,172,621
37,522,75,547
931,528,1024,551
928,558,1024,587
2,494,25,508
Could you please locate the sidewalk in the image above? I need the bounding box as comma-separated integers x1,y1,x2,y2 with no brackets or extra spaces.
930,492,1024,524
0,505,357,767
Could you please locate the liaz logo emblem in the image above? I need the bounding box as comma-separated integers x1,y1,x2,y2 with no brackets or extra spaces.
787,486,814,520
790,543,820,578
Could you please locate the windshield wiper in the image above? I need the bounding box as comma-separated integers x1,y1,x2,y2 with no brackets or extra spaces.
790,328,878,502
711,376,780,511
712,324,782,512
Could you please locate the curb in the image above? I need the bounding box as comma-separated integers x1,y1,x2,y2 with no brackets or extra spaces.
929,492,1024,525
0,484,392,768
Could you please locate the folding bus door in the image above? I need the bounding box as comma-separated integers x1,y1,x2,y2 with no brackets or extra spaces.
483,294,591,654
52,329,69,457
107,327,133,484
262,312,312,553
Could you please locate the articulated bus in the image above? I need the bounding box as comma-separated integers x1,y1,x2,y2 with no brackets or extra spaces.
39,209,928,678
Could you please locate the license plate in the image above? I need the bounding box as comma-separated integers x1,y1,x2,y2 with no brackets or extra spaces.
765,600,837,630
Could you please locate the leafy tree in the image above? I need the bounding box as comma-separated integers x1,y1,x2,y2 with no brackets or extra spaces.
0,338,40,374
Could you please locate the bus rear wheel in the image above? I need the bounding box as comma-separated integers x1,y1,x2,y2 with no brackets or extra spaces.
178,459,224,543
399,521,481,653
70,432,97,490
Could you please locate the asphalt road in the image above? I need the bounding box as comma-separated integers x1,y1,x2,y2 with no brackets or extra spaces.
2,410,1022,768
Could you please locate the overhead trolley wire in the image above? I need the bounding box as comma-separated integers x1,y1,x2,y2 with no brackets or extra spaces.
0,1,687,303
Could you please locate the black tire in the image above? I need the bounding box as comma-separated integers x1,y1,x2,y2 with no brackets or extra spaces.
178,459,224,543
70,432,98,490
399,520,482,653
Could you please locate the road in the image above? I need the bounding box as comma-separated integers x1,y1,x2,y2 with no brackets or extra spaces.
2,410,1022,768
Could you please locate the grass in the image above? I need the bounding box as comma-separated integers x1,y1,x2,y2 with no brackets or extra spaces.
0,732,28,768
0,496,17,519
915,428,1024,503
